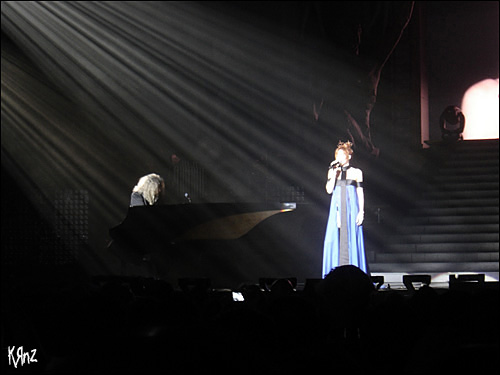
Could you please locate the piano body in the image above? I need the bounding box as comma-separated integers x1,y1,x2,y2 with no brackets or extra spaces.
109,202,324,288
109,202,296,251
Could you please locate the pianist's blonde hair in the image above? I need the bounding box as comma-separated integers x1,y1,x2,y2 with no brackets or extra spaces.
132,173,164,205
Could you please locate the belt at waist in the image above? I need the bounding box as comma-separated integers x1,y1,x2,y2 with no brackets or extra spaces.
336,179,362,188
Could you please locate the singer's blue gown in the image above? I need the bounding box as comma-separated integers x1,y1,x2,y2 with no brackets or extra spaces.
322,180,368,277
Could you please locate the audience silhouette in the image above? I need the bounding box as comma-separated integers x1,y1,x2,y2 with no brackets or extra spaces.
3,264,498,374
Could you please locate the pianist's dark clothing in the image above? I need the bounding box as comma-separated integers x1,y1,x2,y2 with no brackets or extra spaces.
130,192,147,207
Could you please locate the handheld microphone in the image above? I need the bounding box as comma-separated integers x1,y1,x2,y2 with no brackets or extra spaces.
184,192,192,203
329,160,340,168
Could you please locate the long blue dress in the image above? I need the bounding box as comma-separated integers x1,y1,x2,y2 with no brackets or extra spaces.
322,179,368,277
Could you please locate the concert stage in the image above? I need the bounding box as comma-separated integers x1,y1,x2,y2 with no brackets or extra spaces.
109,199,499,290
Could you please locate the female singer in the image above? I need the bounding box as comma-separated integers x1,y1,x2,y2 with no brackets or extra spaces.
323,141,368,276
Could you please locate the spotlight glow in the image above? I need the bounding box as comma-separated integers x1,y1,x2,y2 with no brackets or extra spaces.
461,78,499,140
3,2,360,274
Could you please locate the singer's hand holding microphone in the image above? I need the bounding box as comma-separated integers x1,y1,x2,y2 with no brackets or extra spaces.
329,160,340,169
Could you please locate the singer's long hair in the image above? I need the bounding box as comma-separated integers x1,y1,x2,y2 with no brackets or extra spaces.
335,140,354,158
132,173,164,205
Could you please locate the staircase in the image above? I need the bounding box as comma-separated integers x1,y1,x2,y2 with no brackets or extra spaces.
369,139,499,277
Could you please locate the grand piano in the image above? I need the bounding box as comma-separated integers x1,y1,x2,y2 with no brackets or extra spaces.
109,202,324,288
110,202,297,251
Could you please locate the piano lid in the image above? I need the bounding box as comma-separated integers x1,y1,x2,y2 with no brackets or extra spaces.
109,202,296,248
177,209,289,240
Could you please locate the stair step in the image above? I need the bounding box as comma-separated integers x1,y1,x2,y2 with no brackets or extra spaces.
383,242,499,253
402,215,499,225
409,206,499,216
442,160,499,169
369,262,499,273
394,224,499,234
441,148,499,156
388,233,499,244
432,140,499,151
422,190,498,199
373,252,498,263
437,165,499,173
434,174,499,183
431,182,499,191
417,197,499,207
